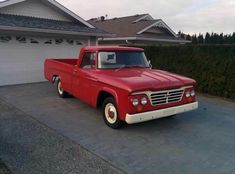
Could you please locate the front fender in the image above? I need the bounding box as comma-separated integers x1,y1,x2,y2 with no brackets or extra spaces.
99,86,129,121
101,87,119,104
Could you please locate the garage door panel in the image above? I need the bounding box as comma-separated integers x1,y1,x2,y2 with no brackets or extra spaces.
0,36,88,86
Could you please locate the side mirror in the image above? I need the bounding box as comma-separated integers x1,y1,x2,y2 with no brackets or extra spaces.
148,60,152,69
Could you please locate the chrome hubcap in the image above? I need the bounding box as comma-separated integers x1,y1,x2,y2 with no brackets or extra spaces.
105,103,117,124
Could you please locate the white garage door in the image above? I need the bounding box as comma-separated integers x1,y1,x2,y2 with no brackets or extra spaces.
0,35,88,86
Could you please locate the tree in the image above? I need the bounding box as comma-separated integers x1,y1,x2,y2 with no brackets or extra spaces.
219,33,224,44
178,30,186,39
198,34,204,44
232,32,235,44
191,34,198,44
224,35,229,44
205,32,211,44
186,34,192,41
179,32,235,45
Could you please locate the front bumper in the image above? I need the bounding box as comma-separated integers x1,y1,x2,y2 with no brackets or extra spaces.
125,102,198,124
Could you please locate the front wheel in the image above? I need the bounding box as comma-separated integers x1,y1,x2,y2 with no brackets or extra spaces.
102,97,124,129
57,79,68,98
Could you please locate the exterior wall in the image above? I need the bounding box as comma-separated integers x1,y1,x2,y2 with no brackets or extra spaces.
142,27,174,37
98,40,126,46
145,27,168,34
0,0,72,21
0,34,89,86
89,36,98,46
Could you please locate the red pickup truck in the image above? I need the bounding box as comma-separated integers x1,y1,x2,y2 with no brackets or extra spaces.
44,46,198,129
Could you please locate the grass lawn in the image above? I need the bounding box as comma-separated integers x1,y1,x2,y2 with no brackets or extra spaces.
0,159,11,174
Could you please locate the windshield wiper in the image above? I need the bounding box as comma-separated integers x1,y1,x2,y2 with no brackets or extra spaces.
124,65,148,68
115,65,148,72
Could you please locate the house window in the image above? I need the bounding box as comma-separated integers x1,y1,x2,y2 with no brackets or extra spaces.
55,39,63,45
66,39,74,45
0,36,11,43
16,36,27,43
30,38,39,44
76,41,83,45
45,40,52,44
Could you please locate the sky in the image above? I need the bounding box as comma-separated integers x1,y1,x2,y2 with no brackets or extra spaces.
0,0,234,35
56,0,235,35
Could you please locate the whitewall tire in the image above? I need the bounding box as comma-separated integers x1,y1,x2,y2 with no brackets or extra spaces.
57,79,68,98
102,97,124,129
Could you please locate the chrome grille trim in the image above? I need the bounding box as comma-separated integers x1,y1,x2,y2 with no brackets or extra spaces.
150,88,184,106
131,86,193,106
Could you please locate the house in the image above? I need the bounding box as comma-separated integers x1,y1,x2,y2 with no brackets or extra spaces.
88,14,189,46
0,0,110,86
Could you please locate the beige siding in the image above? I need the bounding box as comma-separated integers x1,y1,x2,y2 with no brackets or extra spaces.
0,0,72,21
142,27,174,37
89,37,98,46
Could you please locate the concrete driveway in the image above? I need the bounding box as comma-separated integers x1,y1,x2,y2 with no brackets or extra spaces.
0,82,235,174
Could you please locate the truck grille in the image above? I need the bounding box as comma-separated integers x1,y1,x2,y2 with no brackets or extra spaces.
150,89,184,106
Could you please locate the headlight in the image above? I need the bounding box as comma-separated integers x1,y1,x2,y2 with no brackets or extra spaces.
186,91,191,98
141,97,148,105
132,99,139,106
191,90,195,96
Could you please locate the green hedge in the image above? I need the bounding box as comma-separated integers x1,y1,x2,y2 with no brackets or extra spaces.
144,45,235,100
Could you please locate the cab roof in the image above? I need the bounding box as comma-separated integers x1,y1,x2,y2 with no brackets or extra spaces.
82,46,144,52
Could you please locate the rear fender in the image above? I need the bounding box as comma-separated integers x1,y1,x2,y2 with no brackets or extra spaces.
52,75,59,84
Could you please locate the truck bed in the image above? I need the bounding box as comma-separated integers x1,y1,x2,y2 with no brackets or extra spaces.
50,59,77,66
44,58,78,85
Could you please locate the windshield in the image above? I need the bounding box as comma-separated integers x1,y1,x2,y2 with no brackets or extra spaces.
98,51,150,69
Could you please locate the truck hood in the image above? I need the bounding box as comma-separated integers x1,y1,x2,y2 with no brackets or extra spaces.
95,68,196,93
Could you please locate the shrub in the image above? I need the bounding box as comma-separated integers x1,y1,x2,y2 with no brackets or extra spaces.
144,45,235,100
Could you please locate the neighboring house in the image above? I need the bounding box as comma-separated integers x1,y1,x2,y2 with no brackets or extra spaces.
88,14,189,46
0,0,110,86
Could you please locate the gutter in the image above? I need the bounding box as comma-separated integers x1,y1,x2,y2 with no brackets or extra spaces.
0,25,113,37
99,37,190,43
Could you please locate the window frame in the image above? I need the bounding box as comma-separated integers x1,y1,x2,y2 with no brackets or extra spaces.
97,51,149,69
80,52,96,69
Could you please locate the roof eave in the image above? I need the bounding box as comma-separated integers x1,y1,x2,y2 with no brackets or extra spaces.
0,26,112,37
46,0,95,28
99,37,190,43
137,20,178,38
136,37,191,43
132,14,154,23
0,0,25,8
0,0,95,29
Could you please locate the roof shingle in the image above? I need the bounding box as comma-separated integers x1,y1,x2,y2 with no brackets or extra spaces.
88,14,189,44
0,13,109,35
88,14,161,37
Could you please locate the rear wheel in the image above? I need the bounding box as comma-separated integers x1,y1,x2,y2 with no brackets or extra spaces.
57,79,68,98
102,97,124,129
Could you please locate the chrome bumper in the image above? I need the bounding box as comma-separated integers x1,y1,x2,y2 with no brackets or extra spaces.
126,102,198,124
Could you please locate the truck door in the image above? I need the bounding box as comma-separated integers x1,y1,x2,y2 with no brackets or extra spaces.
72,52,98,105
